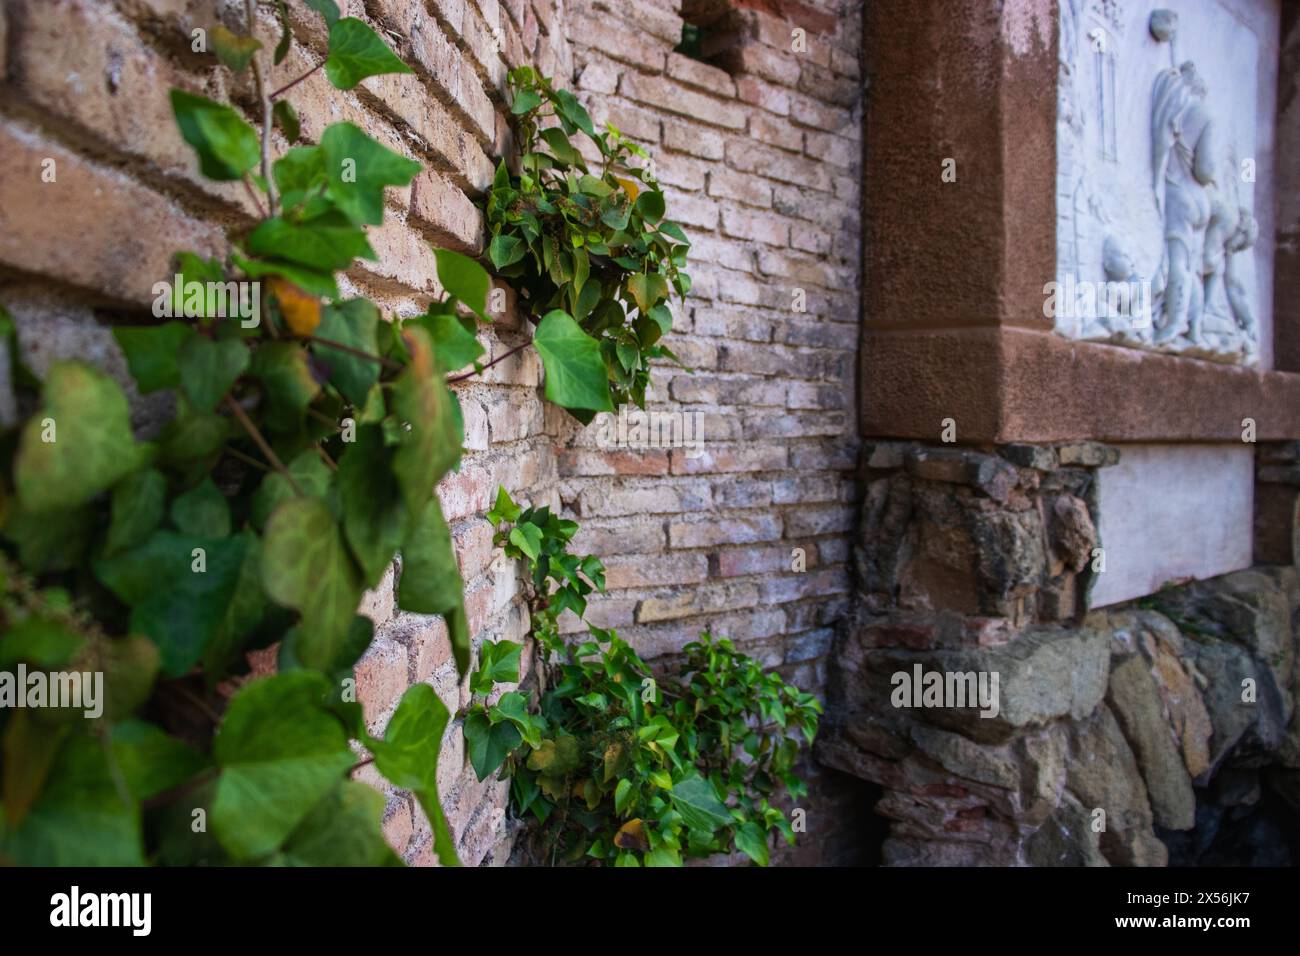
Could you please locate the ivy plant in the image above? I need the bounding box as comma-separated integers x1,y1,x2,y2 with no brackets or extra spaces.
464,488,821,866
0,0,491,867
485,68,693,422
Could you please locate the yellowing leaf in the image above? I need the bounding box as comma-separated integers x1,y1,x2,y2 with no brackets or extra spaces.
613,176,640,201
270,276,321,336
614,818,649,852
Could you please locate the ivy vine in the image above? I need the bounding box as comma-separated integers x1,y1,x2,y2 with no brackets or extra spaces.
485,67,694,421
465,488,821,866
0,0,485,867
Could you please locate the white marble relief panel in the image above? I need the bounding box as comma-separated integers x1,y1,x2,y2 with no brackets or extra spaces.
1055,0,1279,366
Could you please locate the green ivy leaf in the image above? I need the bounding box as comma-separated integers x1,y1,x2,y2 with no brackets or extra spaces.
553,88,596,137
305,0,341,27
337,425,406,584
280,781,400,866
248,213,374,273
169,477,231,538
510,88,542,114
470,640,522,695
170,89,260,181
485,485,522,525
397,495,462,616
113,322,193,392
418,311,483,373
325,18,413,90
434,248,491,321
234,254,338,300
110,721,209,802
210,25,262,73
273,145,326,210
464,711,521,781
321,122,422,226
368,684,460,866
634,190,666,223
95,530,248,677
658,221,689,244
627,273,669,314
250,451,332,529
273,0,292,64
0,734,142,866
389,326,460,515
614,778,634,816
211,672,355,859
539,127,582,167
261,497,363,674
105,467,167,556
489,234,526,270
270,98,297,143
532,310,614,412
733,820,769,866
314,299,381,405
508,522,543,561
490,691,544,748
669,776,732,833
177,334,249,412
14,362,149,513
248,341,321,433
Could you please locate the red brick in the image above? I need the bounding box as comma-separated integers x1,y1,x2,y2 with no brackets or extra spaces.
663,120,726,160
604,553,709,589
410,170,484,254
0,123,224,305
557,449,671,476
666,52,737,97
720,206,790,246
670,445,788,474
668,515,782,548
708,170,773,208
620,73,747,130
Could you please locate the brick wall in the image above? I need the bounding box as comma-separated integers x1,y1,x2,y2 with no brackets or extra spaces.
0,0,865,865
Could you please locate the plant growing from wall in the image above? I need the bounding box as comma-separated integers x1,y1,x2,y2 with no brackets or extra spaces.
484,68,694,422
463,487,822,866
0,0,492,867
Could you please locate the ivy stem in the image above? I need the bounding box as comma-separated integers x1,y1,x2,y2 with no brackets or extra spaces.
225,395,302,495
316,444,339,472
142,768,219,811
245,0,279,217
242,174,267,218
224,444,273,473
270,62,323,101
446,341,529,383
308,334,401,370
350,756,376,774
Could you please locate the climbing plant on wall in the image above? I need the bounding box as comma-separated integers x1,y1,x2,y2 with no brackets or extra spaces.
483,67,694,422
0,0,482,867
463,488,821,866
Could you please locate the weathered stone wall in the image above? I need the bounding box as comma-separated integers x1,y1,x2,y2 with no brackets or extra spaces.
0,0,866,865
820,440,1300,866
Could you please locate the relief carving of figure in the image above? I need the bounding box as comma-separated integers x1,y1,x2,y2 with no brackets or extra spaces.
1150,60,1218,345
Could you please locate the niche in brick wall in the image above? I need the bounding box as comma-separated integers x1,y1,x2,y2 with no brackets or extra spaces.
677,0,840,72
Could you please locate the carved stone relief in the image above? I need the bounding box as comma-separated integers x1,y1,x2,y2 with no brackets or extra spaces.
1055,1,1275,365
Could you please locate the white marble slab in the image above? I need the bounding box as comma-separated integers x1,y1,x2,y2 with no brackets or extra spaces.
1090,443,1255,607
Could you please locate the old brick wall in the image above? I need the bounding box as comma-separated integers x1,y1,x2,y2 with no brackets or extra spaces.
0,0,866,865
